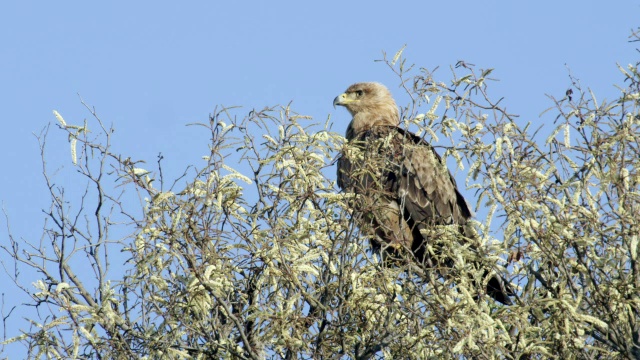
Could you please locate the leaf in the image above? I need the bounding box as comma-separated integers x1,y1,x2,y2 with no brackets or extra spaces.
53,110,66,127
391,44,406,66
70,137,77,165
480,68,494,78
630,235,638,260
133,168,150,176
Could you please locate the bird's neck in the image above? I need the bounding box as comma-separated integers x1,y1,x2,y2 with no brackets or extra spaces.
348,111,399,138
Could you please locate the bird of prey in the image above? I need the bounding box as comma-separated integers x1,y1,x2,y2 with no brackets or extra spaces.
334,82,512,304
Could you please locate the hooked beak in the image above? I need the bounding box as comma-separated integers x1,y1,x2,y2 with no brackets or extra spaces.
333,93,348,109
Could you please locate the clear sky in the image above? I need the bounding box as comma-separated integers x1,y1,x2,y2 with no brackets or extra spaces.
0,1,638,357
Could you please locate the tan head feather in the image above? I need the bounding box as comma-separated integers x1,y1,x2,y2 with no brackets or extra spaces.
333,82,399,136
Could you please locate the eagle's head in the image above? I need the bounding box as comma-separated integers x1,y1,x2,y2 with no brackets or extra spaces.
333,82,399,132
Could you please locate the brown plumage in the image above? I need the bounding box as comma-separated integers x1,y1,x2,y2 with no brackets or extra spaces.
334,82,513,305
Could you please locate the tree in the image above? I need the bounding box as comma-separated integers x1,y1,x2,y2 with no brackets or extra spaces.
2,31,640,360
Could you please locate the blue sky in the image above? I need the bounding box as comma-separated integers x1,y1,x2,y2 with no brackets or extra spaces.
0,1,638,357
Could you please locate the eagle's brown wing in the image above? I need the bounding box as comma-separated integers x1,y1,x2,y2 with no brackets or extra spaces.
337,126,470,252
391,127,471,227
338,126,513,304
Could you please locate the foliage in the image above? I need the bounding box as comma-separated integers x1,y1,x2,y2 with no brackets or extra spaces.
2,32,640,359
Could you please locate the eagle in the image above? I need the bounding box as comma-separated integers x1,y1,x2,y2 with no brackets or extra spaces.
334,82,513,305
